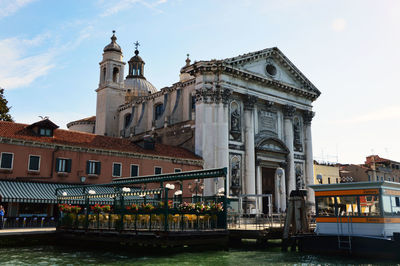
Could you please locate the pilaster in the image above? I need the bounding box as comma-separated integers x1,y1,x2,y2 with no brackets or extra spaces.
303,110,315,209
282,104,296,197
244,95,257,196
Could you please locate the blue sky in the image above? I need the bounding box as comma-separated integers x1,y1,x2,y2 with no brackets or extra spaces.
1,0,400,164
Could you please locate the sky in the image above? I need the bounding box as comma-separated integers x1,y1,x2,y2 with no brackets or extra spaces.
0,0,400,164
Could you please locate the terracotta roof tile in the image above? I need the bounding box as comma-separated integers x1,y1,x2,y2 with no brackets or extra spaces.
0,121,202,161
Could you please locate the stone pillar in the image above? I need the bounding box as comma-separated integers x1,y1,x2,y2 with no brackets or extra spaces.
283,105,296,197
244,95,257,196
195,84,232,196
256,163,263,213
303,110,315,209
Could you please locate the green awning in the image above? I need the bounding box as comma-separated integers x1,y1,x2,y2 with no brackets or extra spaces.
0,181,116,204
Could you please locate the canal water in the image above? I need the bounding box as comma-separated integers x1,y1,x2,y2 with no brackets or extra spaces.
0,245,397,265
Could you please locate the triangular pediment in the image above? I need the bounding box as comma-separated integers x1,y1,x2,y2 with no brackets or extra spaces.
223,47,320,96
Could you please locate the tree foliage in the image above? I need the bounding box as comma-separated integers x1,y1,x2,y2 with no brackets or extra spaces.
0,88,13,122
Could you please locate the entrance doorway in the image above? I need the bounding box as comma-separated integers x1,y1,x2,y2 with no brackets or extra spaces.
262,167,276,214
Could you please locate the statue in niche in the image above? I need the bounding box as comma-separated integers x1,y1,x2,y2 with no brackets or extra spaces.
295,165,304,190
230,108,241,141
230,159,241,196
293,118,303,152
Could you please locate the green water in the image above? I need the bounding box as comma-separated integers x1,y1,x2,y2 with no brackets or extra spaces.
0,245,397,265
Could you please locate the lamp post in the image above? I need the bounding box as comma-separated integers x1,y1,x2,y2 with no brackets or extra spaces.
188,179,204,202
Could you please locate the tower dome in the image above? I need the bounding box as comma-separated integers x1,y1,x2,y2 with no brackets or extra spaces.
125,42,157,96
103,30,122,53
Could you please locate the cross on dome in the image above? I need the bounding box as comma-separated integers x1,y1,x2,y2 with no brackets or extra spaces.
134,41,140,50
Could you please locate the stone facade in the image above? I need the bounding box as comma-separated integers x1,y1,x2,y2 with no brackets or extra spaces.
69,33,321,213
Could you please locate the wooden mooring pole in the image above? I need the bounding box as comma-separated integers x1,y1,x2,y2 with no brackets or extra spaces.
282,189,309,251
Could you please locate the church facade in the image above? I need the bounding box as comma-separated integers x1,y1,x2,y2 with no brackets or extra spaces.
68,32,321,213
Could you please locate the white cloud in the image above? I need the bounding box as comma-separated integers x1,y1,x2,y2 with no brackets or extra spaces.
0,0,36,19
0,25,93,90
331,18,347,32
0,35,56,90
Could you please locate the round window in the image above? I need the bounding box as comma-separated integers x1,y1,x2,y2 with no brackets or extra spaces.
266,64,277,76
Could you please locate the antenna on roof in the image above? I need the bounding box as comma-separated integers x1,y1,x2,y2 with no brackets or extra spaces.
39,116,49,120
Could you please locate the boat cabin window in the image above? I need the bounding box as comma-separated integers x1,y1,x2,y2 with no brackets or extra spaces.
337,196,358,216
382,195,400,216
316,197,335,216
359,195,380,216
316,194,381,217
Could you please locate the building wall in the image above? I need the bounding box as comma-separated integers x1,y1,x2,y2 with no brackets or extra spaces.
0,142,202,185
313,164,340,184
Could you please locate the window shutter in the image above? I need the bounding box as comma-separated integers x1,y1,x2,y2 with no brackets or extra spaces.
66,159,72,173
96,161,101,175
86,161,90,174
55,158,60,172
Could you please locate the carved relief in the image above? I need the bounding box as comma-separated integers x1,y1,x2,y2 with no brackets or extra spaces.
230,101,241,141
302,110,315,125
230,155,242,196
282,105,296,119
258,110,277,132
243,95,257,110
195,87,232,104
295,163,304,190
293,116,303,152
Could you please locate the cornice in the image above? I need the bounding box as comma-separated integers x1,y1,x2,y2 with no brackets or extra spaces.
187,63,319,101
66,120,95,128
0,137,203,166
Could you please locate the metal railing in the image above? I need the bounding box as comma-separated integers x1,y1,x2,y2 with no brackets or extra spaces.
227,212,286,230
58,196,227,232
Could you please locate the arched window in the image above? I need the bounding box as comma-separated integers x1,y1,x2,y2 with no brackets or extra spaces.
154,104,163,120
112,67,119,83
102,67,106,82
124,113,131,128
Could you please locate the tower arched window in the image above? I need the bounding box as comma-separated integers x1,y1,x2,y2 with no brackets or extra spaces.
102,67,106,83
113,67,119,83
124,113,131,128
154,104,163,120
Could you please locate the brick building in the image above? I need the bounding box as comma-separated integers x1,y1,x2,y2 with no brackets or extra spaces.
0,119,202,220
340,155,400,183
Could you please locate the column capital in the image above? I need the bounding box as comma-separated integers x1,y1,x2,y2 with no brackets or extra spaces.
282,105,296,119
302,110,315,125
243,95,257,110
195,87,232,105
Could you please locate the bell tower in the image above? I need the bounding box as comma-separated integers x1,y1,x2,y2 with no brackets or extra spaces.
95,31,126,136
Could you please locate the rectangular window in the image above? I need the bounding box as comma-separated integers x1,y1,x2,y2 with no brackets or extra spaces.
191,96,196,111
154,167,162,175
336,196,358,216
28,155,40,171
55,158,71,173
336,178,339,184
316,197,336,216
328,177,331,184
0,152,13,169
86,160,101,175
39,128,52,136
130,164,139,177
174,168,182,173
359,195,380,216
112,163,122,177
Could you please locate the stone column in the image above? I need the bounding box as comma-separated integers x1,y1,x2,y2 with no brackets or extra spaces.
244,95,257,196
283,105,296,197
303,110,315,209
256,162,262,214
195,85,232,196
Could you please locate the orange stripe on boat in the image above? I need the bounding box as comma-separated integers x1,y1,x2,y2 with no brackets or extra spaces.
316,217,400,223
315,189,379,196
